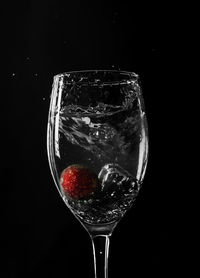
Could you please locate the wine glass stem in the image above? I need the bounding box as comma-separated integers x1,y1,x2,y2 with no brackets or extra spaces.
91,235,110,278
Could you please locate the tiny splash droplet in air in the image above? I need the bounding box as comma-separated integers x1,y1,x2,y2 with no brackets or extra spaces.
12,73,16,76
42,97,46,101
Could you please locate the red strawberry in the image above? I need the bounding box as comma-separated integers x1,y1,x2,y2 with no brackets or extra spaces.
60,164,99,200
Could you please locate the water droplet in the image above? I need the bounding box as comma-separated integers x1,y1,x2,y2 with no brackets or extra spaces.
34,73,38,77
81,117,90,124
12,73,16,76
26,57,30,60
42,97,46,101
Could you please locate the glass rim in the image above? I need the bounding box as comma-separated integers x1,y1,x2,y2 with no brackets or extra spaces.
53,69,139,79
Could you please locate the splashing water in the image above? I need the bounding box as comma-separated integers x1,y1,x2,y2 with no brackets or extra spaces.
51,102,147,224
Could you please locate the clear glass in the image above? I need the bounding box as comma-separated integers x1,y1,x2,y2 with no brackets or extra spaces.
47,70,148,277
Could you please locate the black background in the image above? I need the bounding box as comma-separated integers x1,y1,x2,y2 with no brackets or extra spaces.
1,0,186,277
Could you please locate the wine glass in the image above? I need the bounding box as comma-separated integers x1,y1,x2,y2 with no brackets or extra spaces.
47,70,148,277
